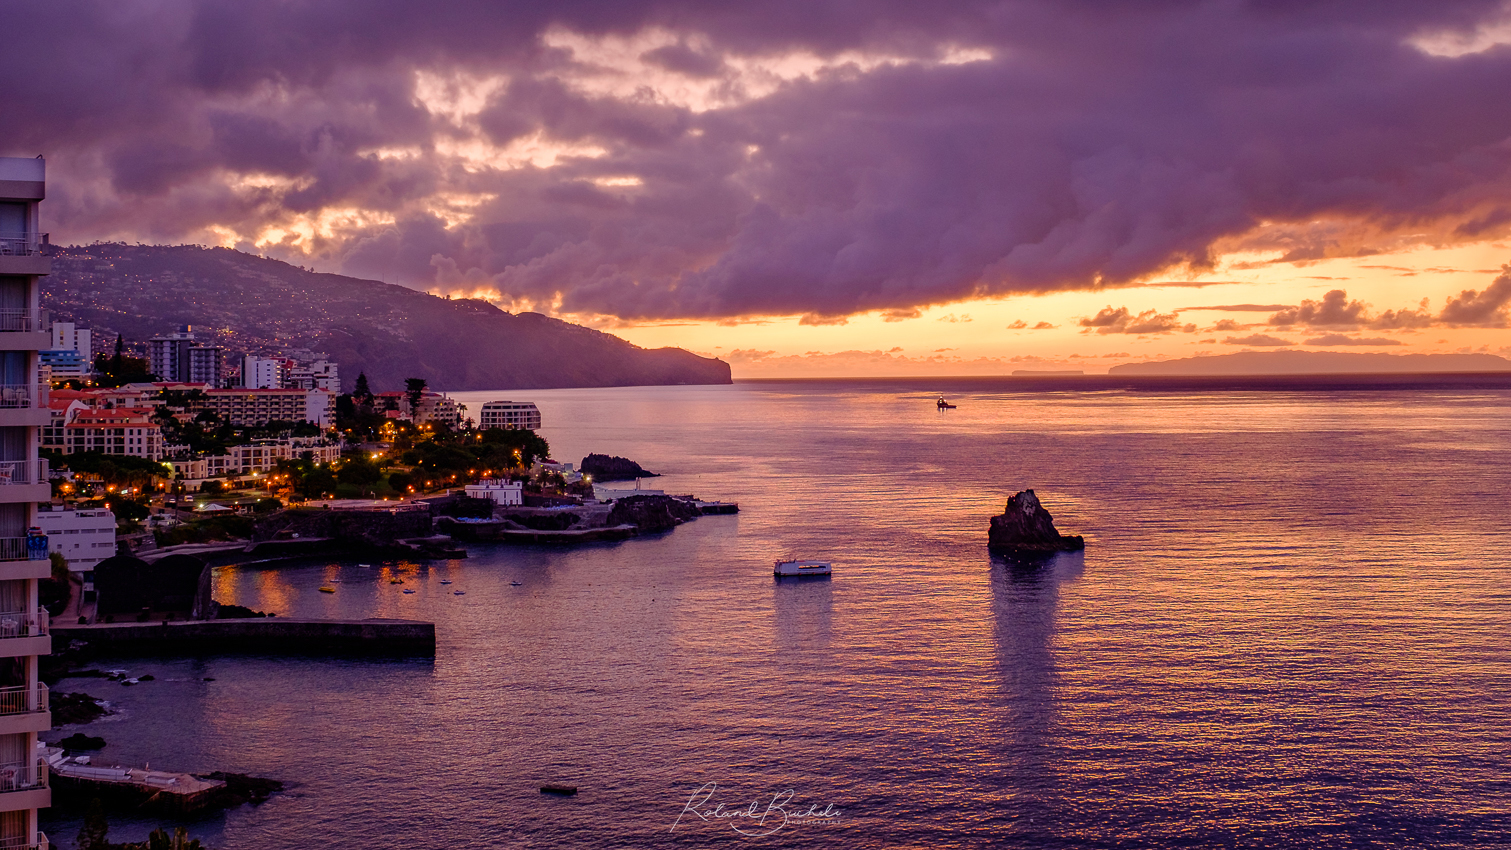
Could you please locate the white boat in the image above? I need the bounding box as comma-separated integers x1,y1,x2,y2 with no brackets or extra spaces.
774,559,832,577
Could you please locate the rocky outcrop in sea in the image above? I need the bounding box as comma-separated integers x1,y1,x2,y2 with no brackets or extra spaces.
581,454,659,481
988,490,1085,554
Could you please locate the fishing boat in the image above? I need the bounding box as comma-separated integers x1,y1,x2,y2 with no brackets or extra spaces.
402,589,416,594
936,396,957,409
774,559,832,577
318,586,336,593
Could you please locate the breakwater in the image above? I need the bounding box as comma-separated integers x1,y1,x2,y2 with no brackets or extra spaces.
52,618,436,656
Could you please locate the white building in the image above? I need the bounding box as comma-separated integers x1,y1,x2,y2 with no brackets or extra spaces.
49,322,91,363
464,479,524,506
283,358,339,393
34,507,115,595
0,154,57,850
241,355,283,389
480,401,541,430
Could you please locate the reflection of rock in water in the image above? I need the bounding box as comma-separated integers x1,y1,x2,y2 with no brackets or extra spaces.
988,550,1082,836
772,578,834,653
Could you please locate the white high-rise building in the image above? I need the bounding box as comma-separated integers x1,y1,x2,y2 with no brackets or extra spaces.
242,355,283,389
0,155,57,850
48,323,90,364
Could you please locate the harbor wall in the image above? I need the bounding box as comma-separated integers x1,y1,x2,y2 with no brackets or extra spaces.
52,618,436,656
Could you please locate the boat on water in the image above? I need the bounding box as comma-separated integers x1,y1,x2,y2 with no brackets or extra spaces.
936,396,957,409
402,589,416,594
774,559,832,577
318,586,336,593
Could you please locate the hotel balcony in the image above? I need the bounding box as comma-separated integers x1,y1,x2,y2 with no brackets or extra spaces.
0,233,48,277
0,833,48,850
0,757,50,812
0,611,48,660
0,385,48,429
0,460,50,505
0,684,48,736
0,310,49,353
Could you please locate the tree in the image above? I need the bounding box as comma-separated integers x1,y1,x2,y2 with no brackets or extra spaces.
353,372,373,406
404,378,427,419
76,797,109,850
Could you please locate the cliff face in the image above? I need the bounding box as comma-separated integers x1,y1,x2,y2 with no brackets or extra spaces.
43,243,732,391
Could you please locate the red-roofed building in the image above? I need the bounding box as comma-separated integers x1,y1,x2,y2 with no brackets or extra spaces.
62,407,164,460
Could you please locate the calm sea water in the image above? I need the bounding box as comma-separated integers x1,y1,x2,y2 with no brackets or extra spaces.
42,377,1511,848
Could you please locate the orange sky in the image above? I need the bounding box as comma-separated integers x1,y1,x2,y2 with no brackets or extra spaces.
581,242,1511,377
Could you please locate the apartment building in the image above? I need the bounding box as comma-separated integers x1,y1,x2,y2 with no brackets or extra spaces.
241,355,282,389
149,327,222,385
480,400,542,430
200,388,333,427
61,408,163,460
0,155,58,850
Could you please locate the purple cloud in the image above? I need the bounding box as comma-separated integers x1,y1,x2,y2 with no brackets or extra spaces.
1223,334,1294,347
6,2,1511,319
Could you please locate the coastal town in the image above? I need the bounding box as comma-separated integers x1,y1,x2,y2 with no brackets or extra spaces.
2,156,737,848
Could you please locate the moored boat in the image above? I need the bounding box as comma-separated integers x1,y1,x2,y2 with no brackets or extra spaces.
774,559,832,577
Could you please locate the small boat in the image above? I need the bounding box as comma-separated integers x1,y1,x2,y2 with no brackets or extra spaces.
389,579,404,584
540,784,578,796
440,579,452,585
774,559,832,577
454,590,466,595
510,581,522,587
330,579,342,583
358,563,372,568
402,589,416,594
318,586,336,593
936,396,957,410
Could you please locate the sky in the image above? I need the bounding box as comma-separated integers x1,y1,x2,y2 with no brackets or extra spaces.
5,0,1511,376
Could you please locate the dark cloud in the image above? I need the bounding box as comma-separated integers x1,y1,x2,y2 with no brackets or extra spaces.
7,1,1511,318
1304,333,1405,346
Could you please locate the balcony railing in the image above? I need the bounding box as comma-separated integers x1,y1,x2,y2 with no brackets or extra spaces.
0,232,46,257
0,384,41,410
0,832,47,850
0,759,48,793
0,459,47,486
0,311,43,333
0,611,46,639
0,683,45,716
0,539,48,563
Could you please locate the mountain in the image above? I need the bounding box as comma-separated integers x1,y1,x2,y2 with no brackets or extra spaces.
41,244,730,392
1109,351,1511,375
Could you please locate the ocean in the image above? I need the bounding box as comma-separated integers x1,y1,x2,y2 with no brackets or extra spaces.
41,376,1511,848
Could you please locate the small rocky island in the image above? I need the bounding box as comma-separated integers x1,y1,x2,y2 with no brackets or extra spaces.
580,453,659,481
988,489,1085,554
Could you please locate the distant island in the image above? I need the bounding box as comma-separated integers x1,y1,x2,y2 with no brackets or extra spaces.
1110,351,1511,376
43,243,731,391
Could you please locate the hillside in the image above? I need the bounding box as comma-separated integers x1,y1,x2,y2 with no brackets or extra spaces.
41,244,730,392
1110,351,1511,376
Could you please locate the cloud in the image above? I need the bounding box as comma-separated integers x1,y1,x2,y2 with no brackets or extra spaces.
1223,334,1294,346
1032,321,1056,329
1006,320,1028,329
1080,306,1183,334
10,4,1511,319
936,313,972,323
1184,304,1290,312
1438,267,1511,326
881,308,921,322
798,313,849,326
1304,333,1405,346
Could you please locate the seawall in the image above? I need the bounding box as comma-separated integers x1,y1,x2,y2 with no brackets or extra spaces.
52,618,436,656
